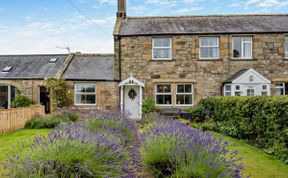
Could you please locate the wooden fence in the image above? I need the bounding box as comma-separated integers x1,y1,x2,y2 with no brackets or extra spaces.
0,105,45,134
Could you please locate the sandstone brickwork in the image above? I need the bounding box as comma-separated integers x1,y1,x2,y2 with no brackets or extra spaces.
118,34,288,107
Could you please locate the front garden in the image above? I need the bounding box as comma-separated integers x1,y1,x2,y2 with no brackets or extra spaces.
0,99,287,177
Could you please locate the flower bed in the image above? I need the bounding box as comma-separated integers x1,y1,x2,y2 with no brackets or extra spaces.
2,110,141,177
142,117,244,178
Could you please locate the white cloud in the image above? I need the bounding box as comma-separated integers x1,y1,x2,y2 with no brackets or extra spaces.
0,15,114,54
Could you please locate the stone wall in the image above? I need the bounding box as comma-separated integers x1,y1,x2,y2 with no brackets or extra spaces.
118,34,288,107
0,80,44,103
67,81,119,110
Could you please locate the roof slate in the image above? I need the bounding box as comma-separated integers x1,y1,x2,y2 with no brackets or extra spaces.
224,69,249,83
118,14,288,36
62,54,114,81
0,54,68,79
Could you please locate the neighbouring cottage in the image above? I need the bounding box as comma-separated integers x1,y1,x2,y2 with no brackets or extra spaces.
114,0,288,118
0,53,119,113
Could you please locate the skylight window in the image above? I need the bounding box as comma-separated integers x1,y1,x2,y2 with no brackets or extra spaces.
49,58,58,63
2,66,13,72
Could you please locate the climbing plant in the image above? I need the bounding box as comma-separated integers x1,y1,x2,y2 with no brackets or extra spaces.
44,78,73,110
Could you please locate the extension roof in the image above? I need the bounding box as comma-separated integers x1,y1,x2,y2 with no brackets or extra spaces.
118,14,288,36
62,54,114,81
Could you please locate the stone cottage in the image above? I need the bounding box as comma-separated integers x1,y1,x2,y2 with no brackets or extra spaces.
114,0,288,118
0,53,119,112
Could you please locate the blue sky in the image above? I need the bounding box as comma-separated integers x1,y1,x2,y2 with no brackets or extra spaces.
0,0,288,54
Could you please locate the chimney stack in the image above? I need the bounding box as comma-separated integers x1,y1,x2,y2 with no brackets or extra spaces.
117,0,126,18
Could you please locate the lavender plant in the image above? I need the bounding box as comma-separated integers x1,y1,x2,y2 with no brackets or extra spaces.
143,119,244,178
2,110,142,178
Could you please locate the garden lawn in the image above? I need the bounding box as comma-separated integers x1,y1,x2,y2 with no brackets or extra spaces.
0,129,51,171
214,132,288,178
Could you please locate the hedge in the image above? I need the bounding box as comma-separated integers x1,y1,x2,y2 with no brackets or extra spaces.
188,96,288,163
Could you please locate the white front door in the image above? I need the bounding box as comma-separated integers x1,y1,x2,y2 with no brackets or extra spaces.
124,85,140,118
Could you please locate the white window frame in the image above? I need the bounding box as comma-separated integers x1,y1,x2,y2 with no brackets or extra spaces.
224,84,232,96
261,84,268,96
285,36,288,59
275,82,285,96
232,37,253,59
74,83,97,106
235,85,241,96
199,37,220,60
155,84,173,106
176,84,194,106
246,86,255,96
152,38,172,60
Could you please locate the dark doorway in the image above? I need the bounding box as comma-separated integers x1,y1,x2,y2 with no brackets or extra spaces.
40,87,50,113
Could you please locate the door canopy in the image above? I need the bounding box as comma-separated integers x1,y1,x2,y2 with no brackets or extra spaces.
119,74,145,87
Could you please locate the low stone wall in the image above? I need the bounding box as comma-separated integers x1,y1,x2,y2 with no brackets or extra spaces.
0,105,45,134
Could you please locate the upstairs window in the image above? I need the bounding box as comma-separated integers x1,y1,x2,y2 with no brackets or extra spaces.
285,37,288,58
233,37,252,59
152,38,172,60
199,37,219,59
275,82,288,96
75,83,96,105
155,84,172,105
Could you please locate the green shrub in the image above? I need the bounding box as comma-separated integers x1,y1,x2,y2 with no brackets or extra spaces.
142,98,158,115
186,105,205,121
25,109,79,129
139,112,160,128
189,96,288,163
11,95,33,108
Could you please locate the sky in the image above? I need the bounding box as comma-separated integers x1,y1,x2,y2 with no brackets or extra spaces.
0,0,288,54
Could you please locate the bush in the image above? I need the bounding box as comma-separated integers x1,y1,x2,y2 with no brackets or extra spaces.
4,110,141,177
190,96,288,163
143,119,243,178
11,96,33,108
139,112,161,128
25,109,80,129
142,98,158,115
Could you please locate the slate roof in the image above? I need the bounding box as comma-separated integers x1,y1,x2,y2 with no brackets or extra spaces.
0,54,68,79
118,14,288,36
224,69,249,83
62,54,114,81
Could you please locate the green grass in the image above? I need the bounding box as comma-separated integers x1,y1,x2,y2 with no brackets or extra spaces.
214,132,288,178
0,129,51,163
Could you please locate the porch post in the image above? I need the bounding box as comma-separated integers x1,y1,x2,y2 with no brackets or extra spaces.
120,86,124,111
139,86,143,118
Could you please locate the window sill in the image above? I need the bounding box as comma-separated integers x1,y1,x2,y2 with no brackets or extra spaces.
150,59,175,62
74,104,97,106
198,59,221,61
230,58,255,61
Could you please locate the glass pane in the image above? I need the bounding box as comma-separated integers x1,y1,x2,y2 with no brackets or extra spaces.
0,85,8,109
200,48,209,58
76,84,95,93
276,88,284,96
185,85,192,93
235,92,241,96
209,48,219,58
185,95,193,105
233,37,241,58
200,38,209,46
208,38,218,46
247,89,255,96
285,83,288,95
76,94,96,104
177,85,185,93
156,95,171,105
236,85,240,90
243,43,252,58
243,37,252,42
262,92,268,96
176,95,184,105
10,86,18,106
262,85,267,90
275,83,284,87
153,49,171,59
157,85,171,93
225,85,231,91
225,92,231,96
154,38,170,47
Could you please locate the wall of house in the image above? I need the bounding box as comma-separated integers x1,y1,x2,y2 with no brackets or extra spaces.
0,80,45,104
118,33,288,107
67,81,119,110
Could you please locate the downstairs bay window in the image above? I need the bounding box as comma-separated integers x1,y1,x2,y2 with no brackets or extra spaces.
275,82,288,96
75,83,96,105
176,84,193,106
